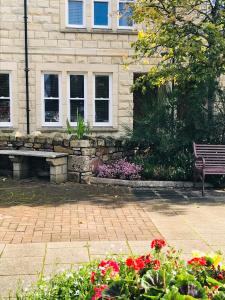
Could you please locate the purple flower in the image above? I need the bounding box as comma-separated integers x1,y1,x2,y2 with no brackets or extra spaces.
97,158,142,180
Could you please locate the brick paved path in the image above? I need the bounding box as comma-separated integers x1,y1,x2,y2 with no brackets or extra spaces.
1,179,225,244
0,179,163,243
1,179,225,297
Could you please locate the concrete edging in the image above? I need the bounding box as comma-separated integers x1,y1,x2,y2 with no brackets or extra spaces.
87,177,212,188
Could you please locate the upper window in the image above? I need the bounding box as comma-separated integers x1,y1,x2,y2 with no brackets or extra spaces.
0,73,11,126
69,74,86,124
43,74,60,126
93,0,110,28
94,74,112,125
118,0,133,28
68,0,84,27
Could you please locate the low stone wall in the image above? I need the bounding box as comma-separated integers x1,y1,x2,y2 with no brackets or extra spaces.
0,135,135,182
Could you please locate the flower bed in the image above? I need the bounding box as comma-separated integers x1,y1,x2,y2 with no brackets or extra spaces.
17,240,225,299
96,159,143,180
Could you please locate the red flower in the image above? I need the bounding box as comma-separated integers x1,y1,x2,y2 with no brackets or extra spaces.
153,259,161,270
92,285,108,300
98,260,120,277
151,239,166,250
218,273,224,280
188,257,207,266
126,258,134,267
126,257,146,271
90,271,96,284
214,285,219,289
140,254,152,265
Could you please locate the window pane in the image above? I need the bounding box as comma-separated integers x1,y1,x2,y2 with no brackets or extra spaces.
94,2,108,26
70,75,84,98
95,75,109,98
44,74,59,98
45,99,59,122
70,100,84,122
0,99,10,122
95,100,109,122
119,2,133,26
68,0,83,25
0,74,9,97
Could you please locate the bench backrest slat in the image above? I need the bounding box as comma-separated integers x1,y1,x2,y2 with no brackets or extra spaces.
193,143,225,166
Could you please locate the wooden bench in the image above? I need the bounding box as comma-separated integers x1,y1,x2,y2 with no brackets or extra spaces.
0,150,68,183
193,143,225,195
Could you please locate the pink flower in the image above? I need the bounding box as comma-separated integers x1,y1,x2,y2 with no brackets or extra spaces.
98,260,120,277
90,271,96,284
92,285,108,300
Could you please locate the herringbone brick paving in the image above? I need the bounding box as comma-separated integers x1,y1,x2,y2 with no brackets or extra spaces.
0,179,163,243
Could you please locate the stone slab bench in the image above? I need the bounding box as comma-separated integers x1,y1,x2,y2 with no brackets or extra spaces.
0,150,68,183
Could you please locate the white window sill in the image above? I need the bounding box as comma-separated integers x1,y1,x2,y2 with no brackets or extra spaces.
61,27,138,35
0,124,13,128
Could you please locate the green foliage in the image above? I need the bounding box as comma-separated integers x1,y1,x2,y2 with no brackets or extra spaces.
16,242,225,300
66,111,90,140
132,0,225,88
129,0,225,182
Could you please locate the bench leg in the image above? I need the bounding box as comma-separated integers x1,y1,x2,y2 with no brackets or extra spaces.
202,173,205,197
193,169,197,188
46,157,68,184
9,156,29,179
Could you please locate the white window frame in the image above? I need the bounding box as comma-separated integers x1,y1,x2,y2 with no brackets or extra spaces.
0,72,12,127
93,73,112,127
66,0,86,28
42,73,62,127
92,0,111,29
68,73,87,126
117,0,134,29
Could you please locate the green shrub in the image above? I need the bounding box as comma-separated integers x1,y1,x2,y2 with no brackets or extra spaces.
16,240,225,300
126,80,225,183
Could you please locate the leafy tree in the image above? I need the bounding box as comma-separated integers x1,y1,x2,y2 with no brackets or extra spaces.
132,0,225,130
129,0,225,181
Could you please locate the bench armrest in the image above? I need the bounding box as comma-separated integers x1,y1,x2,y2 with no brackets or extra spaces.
194,155,206,169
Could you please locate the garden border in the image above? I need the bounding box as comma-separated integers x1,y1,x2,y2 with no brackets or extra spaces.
86,177,212,188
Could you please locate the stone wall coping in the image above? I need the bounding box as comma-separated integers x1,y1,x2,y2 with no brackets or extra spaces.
0,150,68,159
87,177,213,188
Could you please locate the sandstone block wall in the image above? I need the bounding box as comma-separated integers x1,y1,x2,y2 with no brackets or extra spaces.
0,134,136,182
0,0,151,138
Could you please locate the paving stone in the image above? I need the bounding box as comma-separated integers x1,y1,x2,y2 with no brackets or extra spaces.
0,275,38,298
45,247,89,264
166,240,212,254
43,263,78,277
2,243,46,257
89,241,130,255
47,241,88,249
128,240,153,255
0,244,5,255
0,257,43,275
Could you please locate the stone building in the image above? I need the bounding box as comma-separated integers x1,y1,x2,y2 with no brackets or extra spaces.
0,0,150,138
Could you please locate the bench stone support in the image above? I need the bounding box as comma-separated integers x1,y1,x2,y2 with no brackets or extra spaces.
46,157,68,183
9,156,29,179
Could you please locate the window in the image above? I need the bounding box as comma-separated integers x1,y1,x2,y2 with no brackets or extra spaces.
68,0,84,27
43,74,60,126
118,0,133,28
0,73,11,126
94,74,112,125
93,0,110,28
69,74,86,124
